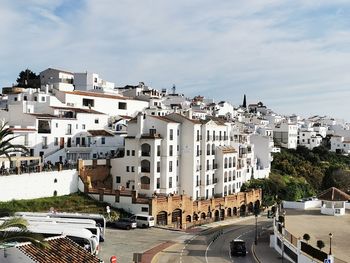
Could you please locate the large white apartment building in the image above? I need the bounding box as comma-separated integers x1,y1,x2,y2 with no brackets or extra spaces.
110,111,269,200
297,130,323,150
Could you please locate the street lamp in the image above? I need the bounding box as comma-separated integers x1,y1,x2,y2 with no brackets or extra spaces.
282,210,286,228
329,233,333,255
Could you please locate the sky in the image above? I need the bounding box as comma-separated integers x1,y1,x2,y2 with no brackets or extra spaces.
1,0,350,121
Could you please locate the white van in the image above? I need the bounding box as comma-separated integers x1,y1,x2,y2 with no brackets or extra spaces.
130,214,155,228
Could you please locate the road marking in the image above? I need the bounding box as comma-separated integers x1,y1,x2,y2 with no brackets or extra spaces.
205,239,214,263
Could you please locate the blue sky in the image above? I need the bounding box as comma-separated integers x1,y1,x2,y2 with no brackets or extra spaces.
1,0,350,120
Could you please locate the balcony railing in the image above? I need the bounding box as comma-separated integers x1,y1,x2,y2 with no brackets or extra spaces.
141,184,150,190
141,168,150,173
141,152,151,156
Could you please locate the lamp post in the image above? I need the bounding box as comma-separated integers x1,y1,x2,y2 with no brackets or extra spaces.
329,233,333,255
283,210,286,228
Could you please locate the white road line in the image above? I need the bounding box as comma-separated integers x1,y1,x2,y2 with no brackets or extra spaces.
205,239,214,263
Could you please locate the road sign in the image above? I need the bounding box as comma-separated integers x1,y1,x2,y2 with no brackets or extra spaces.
110,255,117,263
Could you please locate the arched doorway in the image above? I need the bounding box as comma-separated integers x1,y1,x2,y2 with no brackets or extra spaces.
141,160,150,173
172,209,182,228
233,207,237,216
201,212,206,219
248,202,254,214
254,200,261,210
214,210,220,221
140,176,150,190
207,211,212,219
156,211,168,226
186,215,192,223
141,143,151,156
240,204,246,216
220,209,225,220
193,213,199,221
227,208,232,217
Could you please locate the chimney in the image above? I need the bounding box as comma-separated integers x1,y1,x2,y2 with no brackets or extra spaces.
136,112,144,139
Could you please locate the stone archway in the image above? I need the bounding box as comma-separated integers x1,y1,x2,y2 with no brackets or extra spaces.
240,204,246,216
220,209,225,220
156,211,168,226
233,207,238,216
248,202,254,214
227,208,232,217
201,212,206,219
193,213,199,221
172,209,182,228
186,215,192,223
214,210,220,221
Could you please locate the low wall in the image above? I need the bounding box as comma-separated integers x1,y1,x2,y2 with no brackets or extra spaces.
282,200,321,210
88,193,149,215
0,170,78,201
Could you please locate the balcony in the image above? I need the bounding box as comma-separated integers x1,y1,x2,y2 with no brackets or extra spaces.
141,184,150,190
213,164,218,169
141,151,150,157
213,178,218,184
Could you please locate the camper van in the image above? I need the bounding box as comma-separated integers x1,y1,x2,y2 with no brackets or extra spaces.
129,214,155,228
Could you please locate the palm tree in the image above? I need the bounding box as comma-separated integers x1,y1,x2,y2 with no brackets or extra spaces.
0,122,29,160
0,218,47,248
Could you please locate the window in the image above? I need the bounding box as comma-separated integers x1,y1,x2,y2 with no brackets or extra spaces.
101,137,105,144
131,166,135,172
169,177,173,188
132,150,135,156
118,102,127,110
196,130,200,141
157,145,161,156
54,137,58,146
67,124,72,135
177,129,180,136
170,129,174,140
169,145,173,156
141,207,149,212
41,97,45,102
82,98,94,107
126,150,130,156
157,161,160,173
157,178,160,188
76,137,80,146
116,176,121,183
82,124,86,129
23,96,27,101
14,97,18,101
94,118,99,124
34,97,37,101
56,123,58,128
169,161,173,172
177,145,179,152
126,166,130,172
207,130,210,141
42,137,48,149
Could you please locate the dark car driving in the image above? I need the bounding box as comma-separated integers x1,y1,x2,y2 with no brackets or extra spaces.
230,239,247,256
109,218,137,230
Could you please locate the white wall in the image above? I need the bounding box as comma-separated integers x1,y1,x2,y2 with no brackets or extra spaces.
282,200,321,210
0,170,78,201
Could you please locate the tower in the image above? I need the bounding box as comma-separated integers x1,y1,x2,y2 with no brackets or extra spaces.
242,94,247,108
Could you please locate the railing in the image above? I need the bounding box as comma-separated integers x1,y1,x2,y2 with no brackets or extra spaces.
141,184,150,190
141,152,151,157
141,168,150,173
0,162,77,176
213,178,218,183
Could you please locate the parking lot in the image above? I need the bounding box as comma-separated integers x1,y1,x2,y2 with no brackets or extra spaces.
99,226,189,263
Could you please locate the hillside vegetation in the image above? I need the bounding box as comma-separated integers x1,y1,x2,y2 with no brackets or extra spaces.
242,146,350,206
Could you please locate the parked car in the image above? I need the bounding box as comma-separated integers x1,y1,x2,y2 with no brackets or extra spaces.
230,239,246,256
109,218,137,230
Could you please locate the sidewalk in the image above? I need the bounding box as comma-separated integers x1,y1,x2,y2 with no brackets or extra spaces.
252,227,292,263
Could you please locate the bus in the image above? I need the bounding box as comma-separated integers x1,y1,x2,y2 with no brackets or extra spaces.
2,224,99,255
14,212,106,241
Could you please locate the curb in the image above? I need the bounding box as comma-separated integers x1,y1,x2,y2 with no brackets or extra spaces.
251,243,262,263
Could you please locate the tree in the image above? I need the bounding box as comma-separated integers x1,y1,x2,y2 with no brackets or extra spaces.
303,233,310,243
16,69,39,88
322,168,350,192
316,240,325,250
0,218,47,248
0,122,29,160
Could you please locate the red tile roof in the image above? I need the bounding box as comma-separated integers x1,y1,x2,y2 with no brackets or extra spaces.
17,236,101,263
88,129,114,137
64,90,129,100
317,187,350,201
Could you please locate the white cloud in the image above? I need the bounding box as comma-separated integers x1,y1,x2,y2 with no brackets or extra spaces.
1,0,350,120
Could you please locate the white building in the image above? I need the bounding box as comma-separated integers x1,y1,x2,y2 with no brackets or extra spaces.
74,72,115,93
297,130,323,150
40,68,74,92
330,135,350,154
273,122,298,149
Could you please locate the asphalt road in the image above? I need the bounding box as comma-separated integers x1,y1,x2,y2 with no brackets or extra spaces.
154,217,271,263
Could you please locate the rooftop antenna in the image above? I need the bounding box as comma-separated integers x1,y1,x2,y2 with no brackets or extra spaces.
172,84,176,95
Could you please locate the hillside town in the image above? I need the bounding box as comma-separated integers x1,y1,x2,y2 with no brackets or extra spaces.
1,68,350,263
